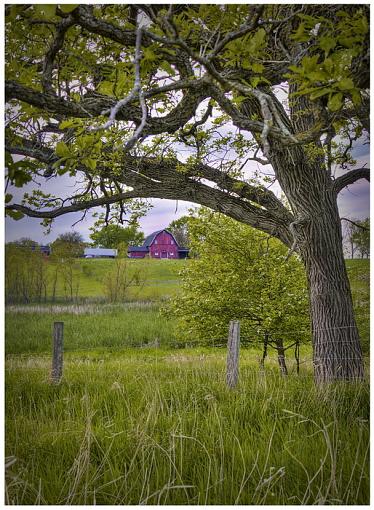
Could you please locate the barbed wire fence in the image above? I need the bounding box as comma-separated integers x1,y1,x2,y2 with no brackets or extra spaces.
5,318,370,384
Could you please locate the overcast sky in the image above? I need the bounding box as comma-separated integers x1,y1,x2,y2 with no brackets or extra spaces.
5,141,369,244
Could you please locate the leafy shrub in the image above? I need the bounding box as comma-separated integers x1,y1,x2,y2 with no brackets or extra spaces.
166,209,310,348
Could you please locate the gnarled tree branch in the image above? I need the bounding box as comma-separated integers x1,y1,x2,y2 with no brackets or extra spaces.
333,167,370,194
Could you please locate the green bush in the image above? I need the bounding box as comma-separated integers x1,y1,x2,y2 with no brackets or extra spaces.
167,210,310,348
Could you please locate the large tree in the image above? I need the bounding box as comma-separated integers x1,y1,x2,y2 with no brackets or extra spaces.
90,222,145,248
5,5,369,382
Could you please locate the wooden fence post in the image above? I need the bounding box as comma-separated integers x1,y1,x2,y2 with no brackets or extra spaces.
226,320,240,388
51,322,64,384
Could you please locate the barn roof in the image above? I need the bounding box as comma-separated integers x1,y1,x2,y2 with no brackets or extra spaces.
143,230,162,247
128,246,149,252
128,229,187,254
143,229,180,247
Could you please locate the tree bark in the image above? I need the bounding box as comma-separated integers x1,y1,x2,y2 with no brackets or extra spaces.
275,338,288,376
301,214,364,383
269,140,364,383
260,332,269,372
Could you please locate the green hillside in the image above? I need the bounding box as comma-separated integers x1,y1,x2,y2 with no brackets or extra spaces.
48,258,187,301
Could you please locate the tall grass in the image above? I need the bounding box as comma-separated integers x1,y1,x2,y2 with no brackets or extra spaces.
5,350,369,505
5,307,177,354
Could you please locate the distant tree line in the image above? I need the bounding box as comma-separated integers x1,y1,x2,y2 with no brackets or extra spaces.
5,233,85,303
343,218,370,259
5,228,149,304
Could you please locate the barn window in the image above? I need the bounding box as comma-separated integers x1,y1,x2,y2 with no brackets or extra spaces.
170,252,174,255
155,252,159,256
171,240,174,244
155,240,158,244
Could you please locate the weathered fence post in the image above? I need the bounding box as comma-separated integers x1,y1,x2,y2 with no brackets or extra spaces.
226,320,240,388
51,322,64,384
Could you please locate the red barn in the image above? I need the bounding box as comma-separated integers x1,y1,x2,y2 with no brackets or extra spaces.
128,229,189,259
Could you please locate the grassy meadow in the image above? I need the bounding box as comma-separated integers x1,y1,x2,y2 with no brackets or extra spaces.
50,258,184,301
5,258,370,505
5,350,369,505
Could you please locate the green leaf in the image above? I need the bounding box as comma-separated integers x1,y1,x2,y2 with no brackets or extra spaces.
59,119,77,129
143,47,158,63
115,73,131,97
351,89,362,106
55,141,72,158
97,80,114,96
337,77,355,91
328,92,343,112
301,55,319,73
81,158,97,171
248,28,266,54
232,96,247,106
250,77,261,88
250,62,264,74
309,70,327,82
6,209,25,220
310,87,333,100
57,166,69,175
338,36,361,48
159,61,176,76
35,4,56,18
288,65,304,75
291,22,310,42
59,4,78,13
323,58,334,75
319,36,336,54
5,152,14,168
358,14,369,34
5,193,13,204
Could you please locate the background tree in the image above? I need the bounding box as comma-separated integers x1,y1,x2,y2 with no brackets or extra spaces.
167,209,309,373
352,218,370,259
5,5,370,381
5,241,48,303
50,238,82,301
12,237,39,248
343,218,370,259
103,243,147,302
343,220,358,259
90,222,145,249
167,216,190,248
54,231,85,257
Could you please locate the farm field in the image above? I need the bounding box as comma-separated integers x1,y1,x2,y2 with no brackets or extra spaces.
48,258,186,301
5,258,370,505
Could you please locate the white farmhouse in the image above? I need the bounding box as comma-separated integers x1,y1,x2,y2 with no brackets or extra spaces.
84,248,117,258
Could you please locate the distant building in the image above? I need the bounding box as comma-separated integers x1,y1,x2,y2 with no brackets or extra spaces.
84,248,117,258
36,245,51,257
18,242,51,257
128,229,189,259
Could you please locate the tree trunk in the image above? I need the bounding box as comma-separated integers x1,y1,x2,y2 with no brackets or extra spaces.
275,338,288,376
260,332,269,372
270,139,364,383
297,197,364,383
